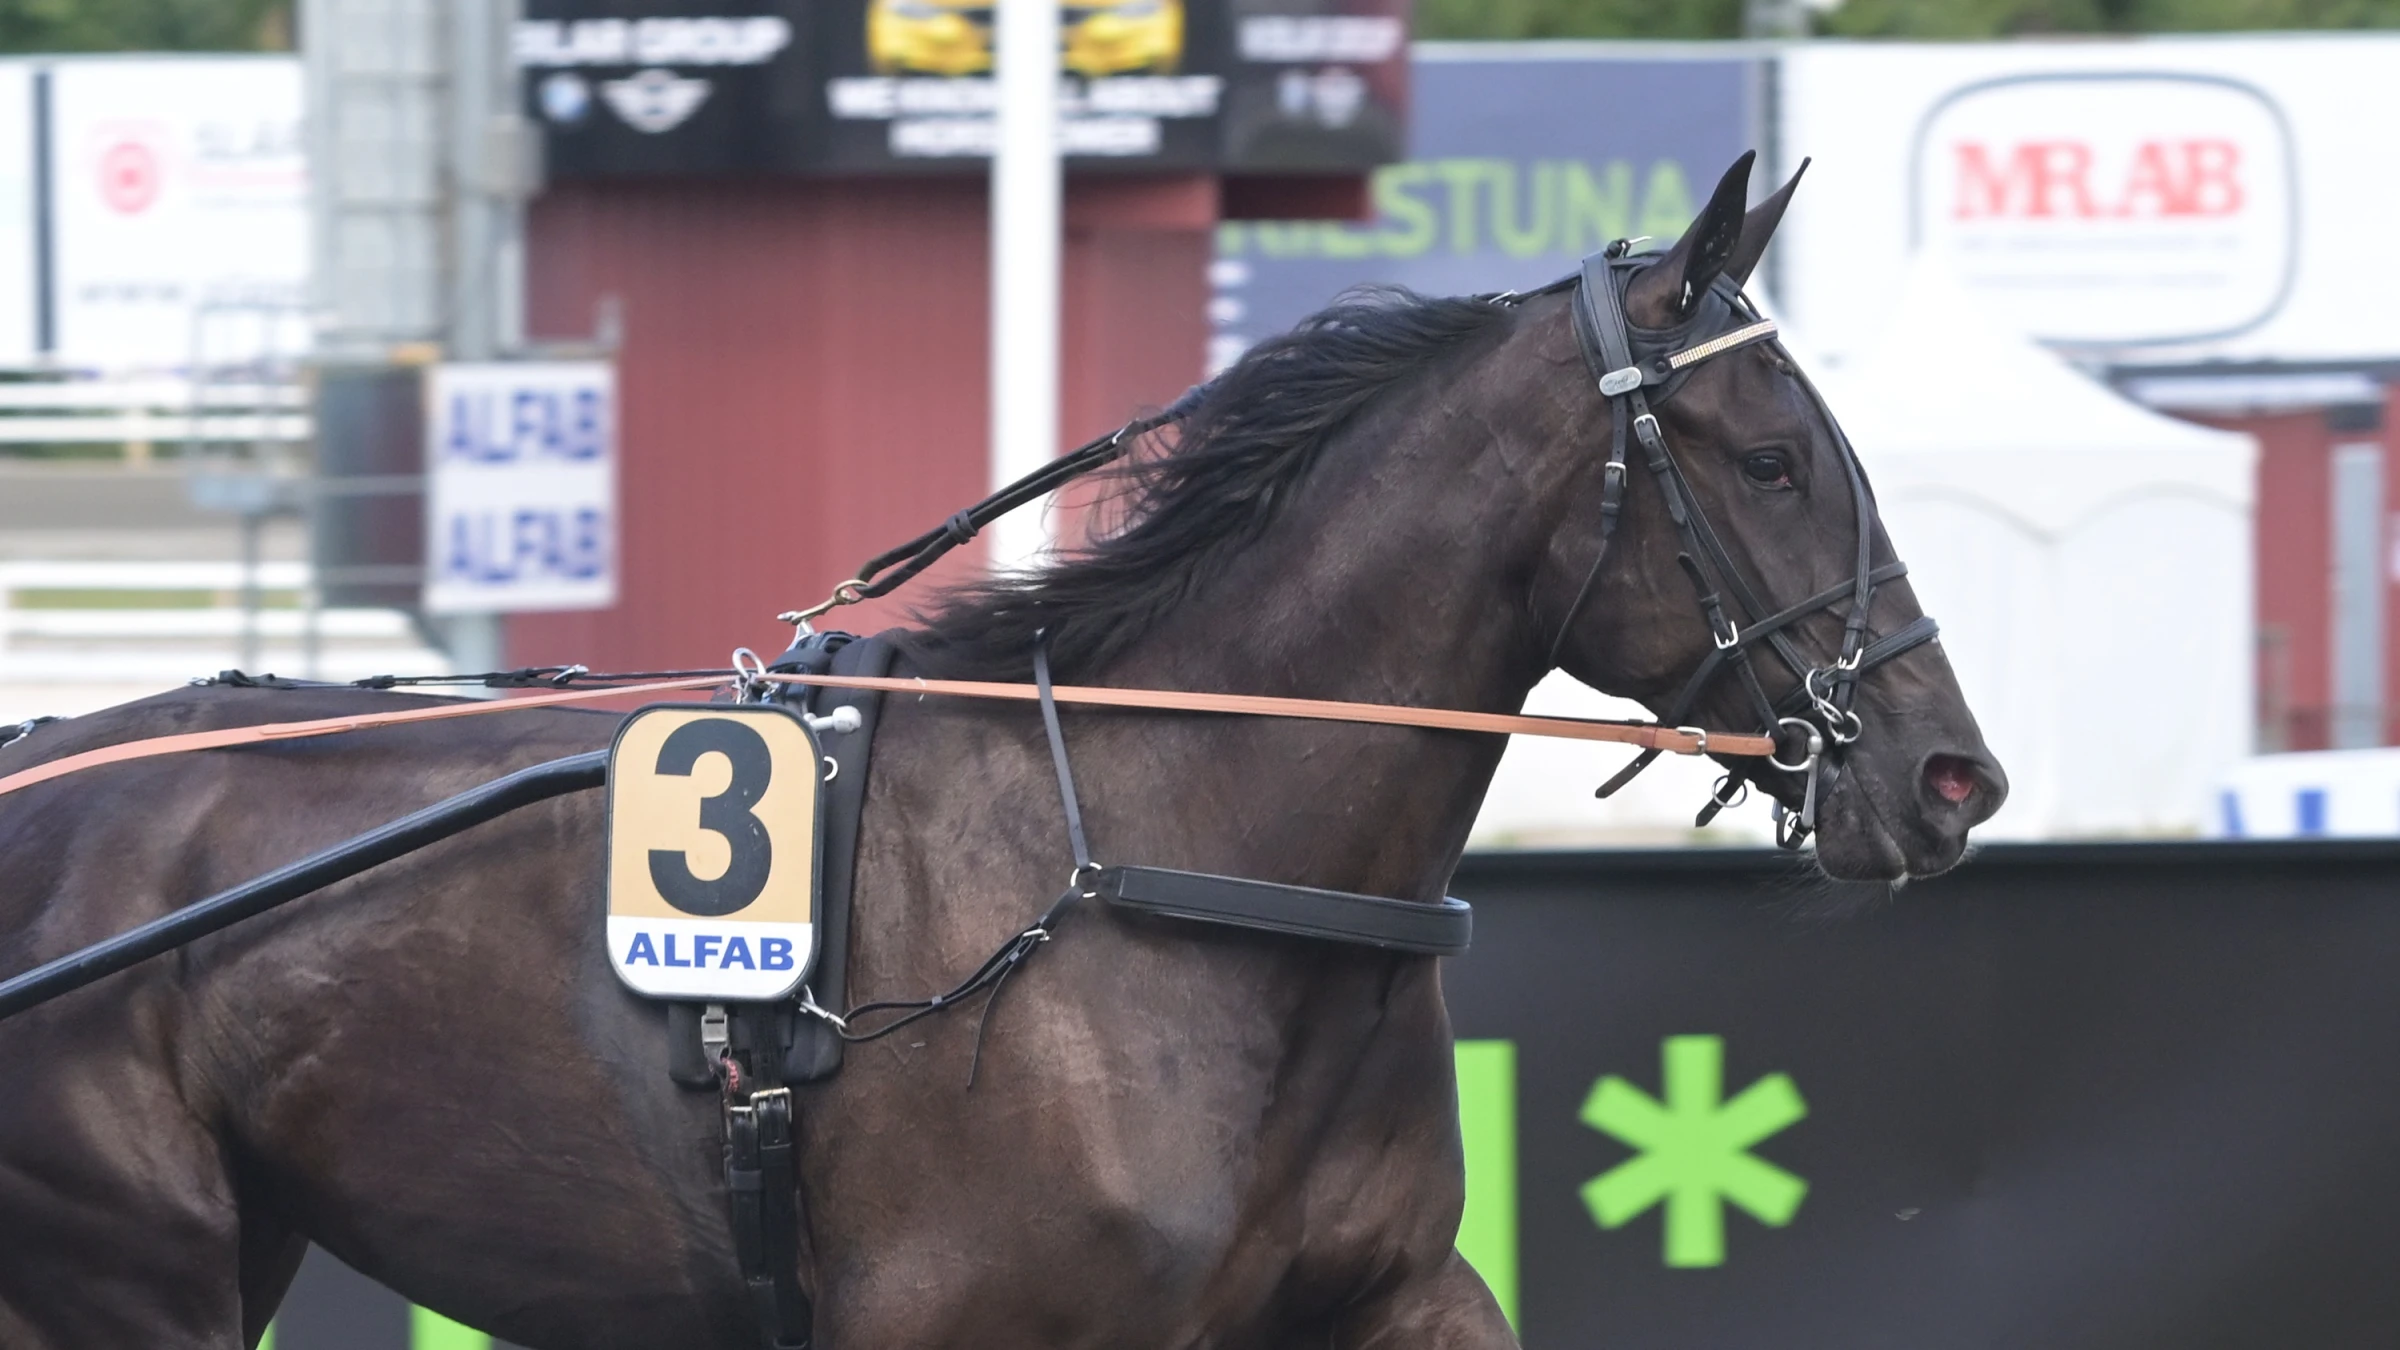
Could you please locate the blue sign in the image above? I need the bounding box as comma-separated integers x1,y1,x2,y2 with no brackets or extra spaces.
1210,52,1763,368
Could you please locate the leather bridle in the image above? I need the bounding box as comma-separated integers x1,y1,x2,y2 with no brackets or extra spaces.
1511,241,1940,848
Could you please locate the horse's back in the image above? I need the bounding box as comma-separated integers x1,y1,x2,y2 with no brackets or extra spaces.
0,684,615,954
0,686,733,1349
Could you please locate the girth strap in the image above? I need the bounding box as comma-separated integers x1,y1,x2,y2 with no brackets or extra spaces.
1031,641,1475,957
1097,866,1471,956
723,1085,810,1349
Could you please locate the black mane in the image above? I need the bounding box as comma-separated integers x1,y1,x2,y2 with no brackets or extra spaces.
898,287,1512,680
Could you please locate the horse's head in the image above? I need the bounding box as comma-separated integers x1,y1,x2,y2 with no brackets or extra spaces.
1542,152,2005,881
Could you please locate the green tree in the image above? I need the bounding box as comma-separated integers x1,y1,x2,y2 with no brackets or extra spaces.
0,0,291,53
1418,0,1745,40
1416,0,2400,39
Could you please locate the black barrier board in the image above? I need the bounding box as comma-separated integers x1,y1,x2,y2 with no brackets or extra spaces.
522,0,1407,177
1442,842,2400,1349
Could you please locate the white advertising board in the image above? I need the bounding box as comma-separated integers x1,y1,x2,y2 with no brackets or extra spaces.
423,362,618,616
1778,37,2400,367
48,57,307,369
0,64,35,363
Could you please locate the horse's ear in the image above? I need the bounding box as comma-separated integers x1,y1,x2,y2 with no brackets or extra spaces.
1724,157,1809,288
1626,150,1753,324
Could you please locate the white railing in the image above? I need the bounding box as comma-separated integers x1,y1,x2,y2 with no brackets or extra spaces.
0,561,447,685
0,379,309,445
0,559,310,591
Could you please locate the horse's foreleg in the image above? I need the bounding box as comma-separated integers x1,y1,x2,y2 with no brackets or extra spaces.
234,1170,307,1348
1334,1251,1518,1350
0,1101,249,1348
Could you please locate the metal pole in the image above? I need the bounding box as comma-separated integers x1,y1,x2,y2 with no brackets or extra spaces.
449,0,497,365
438,0,526,675
0,750,607,1022
240,507,262,672
989,0,1063,572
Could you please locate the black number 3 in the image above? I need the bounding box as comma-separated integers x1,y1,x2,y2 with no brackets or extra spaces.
648,718,774,916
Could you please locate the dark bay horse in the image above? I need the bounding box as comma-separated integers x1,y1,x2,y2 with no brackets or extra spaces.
0,158,2002,1348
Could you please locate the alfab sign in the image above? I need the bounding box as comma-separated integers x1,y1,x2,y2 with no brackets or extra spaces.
422,362,618,615
605,704,822,1001
1779,37,2400,366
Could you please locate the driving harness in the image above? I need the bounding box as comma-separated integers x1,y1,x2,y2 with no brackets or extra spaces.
1512,241,1940,845
666,240,1944,1348
670,628,1475,1350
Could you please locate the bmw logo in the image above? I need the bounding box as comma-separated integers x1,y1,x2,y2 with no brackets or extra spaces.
540,72,592,126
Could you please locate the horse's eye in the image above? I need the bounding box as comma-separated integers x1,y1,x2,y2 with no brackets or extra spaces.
1742,451,1792,489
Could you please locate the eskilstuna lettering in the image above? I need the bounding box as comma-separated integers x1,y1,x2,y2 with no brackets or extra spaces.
1218,158,1697,261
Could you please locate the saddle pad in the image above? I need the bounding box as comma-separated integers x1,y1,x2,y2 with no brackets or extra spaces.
660,632,897,1087
782,632,898,1080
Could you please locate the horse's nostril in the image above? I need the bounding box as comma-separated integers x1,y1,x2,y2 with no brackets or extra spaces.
1925,754,1978,806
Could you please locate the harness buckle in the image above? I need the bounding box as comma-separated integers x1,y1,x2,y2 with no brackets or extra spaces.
1632,413,1664,450
1802,668,1867,746
777,578,868,629
730,647,770,702
1675,725,1709,755
1712,619,1742,651
796,986,848,1033
1598,367,1643,397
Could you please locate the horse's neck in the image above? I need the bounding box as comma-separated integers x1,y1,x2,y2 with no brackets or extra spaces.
1090,416,1550,899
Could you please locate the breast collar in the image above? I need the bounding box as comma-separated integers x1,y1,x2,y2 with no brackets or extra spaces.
1519,242,1940,848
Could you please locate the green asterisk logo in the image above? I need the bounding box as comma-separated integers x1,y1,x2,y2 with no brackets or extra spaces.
1579,1034,1808,1267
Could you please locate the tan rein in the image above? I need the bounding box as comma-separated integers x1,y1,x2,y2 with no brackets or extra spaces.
0,672,1773,803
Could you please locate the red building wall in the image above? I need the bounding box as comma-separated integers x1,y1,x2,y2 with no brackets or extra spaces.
2192,399,2398,751
511,174,1215,670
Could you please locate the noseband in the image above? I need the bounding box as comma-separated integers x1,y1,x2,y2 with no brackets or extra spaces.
1511,242,1939,848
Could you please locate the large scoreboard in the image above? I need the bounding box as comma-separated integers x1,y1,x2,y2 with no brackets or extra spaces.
519,1,1410,177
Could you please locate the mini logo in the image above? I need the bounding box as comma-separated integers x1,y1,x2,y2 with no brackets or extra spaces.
602,68,712,134
540,71,593,126
98,140,160,214
1580,1034,1808,1268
